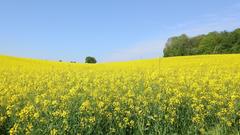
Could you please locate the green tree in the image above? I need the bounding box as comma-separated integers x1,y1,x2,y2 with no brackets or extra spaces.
231,28,240,53
163,28,240,57
164,34,190,57
85,56,97,64
198,32,221,54
189,35,204,55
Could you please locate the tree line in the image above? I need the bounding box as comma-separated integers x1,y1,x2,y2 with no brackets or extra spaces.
163,28,240,57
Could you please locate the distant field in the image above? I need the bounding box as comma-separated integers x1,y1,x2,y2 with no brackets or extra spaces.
1,54,240,135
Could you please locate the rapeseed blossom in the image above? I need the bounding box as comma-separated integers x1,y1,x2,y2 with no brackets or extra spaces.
0,54,240,134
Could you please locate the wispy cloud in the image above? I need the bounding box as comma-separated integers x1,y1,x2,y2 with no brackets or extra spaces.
182,17,240,36
105,39,165,62
103,2,240,62
171,2,240,36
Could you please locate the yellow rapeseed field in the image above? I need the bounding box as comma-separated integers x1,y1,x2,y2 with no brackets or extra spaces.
0,54,240,135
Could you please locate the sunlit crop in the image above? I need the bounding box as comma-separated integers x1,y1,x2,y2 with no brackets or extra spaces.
1,54,240,134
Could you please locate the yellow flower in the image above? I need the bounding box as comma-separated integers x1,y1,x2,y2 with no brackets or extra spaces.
33,112,40,119
97,101,104,108
1,54,240,134
9,123,19,135
89,116,96,123
80,100,91,110
50,128,58,135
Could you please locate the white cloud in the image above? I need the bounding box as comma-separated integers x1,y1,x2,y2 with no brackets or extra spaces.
104,15,240,62
102,2,240,62
165,1,240,36
105,39,165,62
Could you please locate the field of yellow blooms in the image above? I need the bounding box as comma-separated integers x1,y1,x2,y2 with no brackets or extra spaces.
1,54,240,135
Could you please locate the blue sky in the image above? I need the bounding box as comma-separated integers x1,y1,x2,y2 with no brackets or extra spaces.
0,0,240,62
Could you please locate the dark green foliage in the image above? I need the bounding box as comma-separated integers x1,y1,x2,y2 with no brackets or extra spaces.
163,28,240,57
164,34,191,57
85,56,97,64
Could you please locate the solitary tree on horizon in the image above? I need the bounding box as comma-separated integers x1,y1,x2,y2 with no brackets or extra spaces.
85,56,97,64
